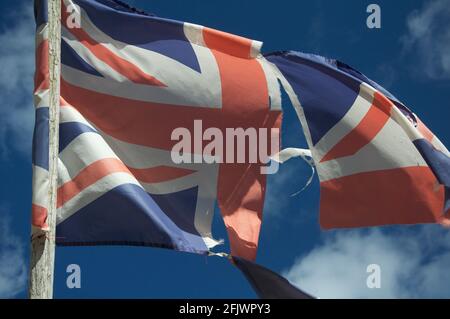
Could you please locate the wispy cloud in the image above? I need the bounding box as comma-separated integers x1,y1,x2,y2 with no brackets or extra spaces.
284,226,450,298
0,3,35,158
0,208,27,298
306,0,326,52
402,0,450,79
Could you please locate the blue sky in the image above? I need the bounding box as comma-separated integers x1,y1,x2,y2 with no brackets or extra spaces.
1,0,450,298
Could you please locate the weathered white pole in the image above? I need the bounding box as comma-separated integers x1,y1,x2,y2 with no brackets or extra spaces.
29,0,61,299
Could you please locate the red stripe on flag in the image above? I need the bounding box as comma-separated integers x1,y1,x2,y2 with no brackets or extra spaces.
60,96,71,106
34,39,49,92
60,78,221,150
203,27,254,59
319,166,445,229
61,3,165,87
127,165,195,184
57,157,190,208
32,204,48,229
57,158,131,208
204,29,281,260
320,92,393,163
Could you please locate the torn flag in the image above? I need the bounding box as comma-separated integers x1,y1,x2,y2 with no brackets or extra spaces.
266,51,450,229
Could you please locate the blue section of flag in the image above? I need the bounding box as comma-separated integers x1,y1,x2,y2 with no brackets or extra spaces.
75,0,202,72
32,107,49,170
334,60,417,122
413,139,450,187
151,187,200,236
265,51,361,145
56,183,208,253
59,121,98,153
335,60,399,105
34,0,47,28
61,39,104,78
413,138,450,215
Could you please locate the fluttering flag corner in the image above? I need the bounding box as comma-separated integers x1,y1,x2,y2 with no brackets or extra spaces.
265,51,450,229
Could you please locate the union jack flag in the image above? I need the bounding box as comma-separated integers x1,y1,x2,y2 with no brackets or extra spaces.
32,0,282,260
32,0,449,264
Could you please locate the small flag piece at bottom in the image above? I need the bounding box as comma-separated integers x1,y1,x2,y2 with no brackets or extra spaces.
233,256,315,299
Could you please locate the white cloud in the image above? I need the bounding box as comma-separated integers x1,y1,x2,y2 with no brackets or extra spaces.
0,210,27,298
284,226,450,298
0,4,35,158
403,0,450,79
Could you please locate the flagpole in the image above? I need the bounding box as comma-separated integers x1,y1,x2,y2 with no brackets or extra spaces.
29,0,61,299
